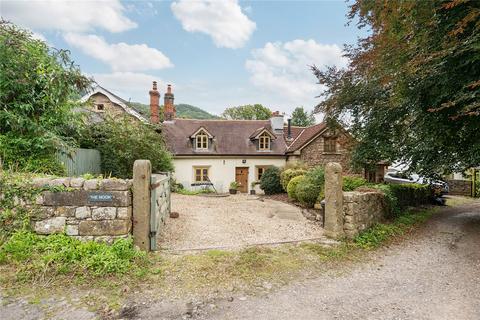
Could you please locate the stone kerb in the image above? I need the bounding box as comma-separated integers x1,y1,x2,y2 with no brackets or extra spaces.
30,177,133,243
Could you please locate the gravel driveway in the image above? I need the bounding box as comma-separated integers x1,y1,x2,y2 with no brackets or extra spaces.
175,199,480,320
158,193,325,250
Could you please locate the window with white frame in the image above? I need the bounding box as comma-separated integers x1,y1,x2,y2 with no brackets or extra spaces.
258,133,271,151
195,131,209,150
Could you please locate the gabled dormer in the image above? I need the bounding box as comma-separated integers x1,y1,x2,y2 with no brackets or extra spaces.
190,127,213,151
249,127,276,152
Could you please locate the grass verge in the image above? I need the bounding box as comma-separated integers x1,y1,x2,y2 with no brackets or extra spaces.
0,208,438,312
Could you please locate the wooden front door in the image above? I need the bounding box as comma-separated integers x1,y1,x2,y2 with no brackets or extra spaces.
235,167,249,193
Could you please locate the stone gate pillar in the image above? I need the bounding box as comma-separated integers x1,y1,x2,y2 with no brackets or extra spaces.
324,162,344,239
132,160,152,251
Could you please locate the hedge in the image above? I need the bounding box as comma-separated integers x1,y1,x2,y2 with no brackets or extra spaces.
260,166,283,195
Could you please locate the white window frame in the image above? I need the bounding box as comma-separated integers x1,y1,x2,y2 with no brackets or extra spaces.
258,133,271,151
196,131,209,150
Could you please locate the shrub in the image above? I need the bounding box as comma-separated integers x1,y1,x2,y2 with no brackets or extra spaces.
0,22,90,174
287,175,305,200
296,181,322,208
0,230,146,279
343,176,367,191
260,166,283,195
79,116,173,178
305,166,325,187
280,168,307,191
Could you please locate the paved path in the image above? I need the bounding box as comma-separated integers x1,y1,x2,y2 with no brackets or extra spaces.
141,200,480,320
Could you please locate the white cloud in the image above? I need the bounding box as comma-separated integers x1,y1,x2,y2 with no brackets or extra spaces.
245,39,348,106
171,0,256,49
90,72,165,103
1,0,136,33
64,33,173,72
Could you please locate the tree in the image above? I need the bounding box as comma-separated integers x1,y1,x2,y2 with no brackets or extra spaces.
291,107,315,127
79,116,173,178
0,21,91,174
222,104,272,120
312,0,480,177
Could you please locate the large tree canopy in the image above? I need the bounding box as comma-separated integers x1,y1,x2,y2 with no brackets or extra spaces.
291,107,315,127
0,21,90,174
312,0,480,177
222,104,272,120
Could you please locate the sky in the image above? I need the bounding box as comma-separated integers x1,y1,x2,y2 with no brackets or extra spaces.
1,0,366,117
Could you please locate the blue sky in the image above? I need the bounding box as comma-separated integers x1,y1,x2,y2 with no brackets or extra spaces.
2,0,366,116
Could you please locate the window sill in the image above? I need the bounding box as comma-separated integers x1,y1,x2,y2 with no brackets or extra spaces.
322,152,341,155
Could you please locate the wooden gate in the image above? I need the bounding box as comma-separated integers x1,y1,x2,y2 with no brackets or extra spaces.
150,173,171,250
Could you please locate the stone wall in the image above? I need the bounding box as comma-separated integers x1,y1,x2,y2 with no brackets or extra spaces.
446,179,472,196
342,191,387,238
30,177,133,243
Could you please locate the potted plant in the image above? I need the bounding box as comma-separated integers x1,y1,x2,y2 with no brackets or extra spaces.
250,181,258,195
229,181,239,194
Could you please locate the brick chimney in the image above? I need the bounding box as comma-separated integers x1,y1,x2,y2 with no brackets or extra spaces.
164,84,175,121
149,81,160,124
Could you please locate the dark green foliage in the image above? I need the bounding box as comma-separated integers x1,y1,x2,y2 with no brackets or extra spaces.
79,116,173,178
294,166,326,207
296,182,320,208
259,167,283,195
280,168,307,191
312,0,480,177
129,102,219,120
287,175,305,200
343,176,368,191
0,230,146,279
0,21,91,174
222,104,272,120
291,107,315,127
362,183,432,217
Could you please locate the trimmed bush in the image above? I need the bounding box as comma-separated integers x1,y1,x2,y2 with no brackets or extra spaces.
280,168,307,191
343,176,367,191
296,182,322,208
260,166,283,195
305,166,325,187
287,175,305,200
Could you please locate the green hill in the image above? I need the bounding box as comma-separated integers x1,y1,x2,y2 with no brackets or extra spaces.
128,102,219,120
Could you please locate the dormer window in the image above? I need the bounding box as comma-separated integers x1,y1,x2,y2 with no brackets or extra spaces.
196,131,209,150
259,133,271,151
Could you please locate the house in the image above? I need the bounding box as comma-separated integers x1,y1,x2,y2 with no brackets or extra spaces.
80,85,146,123
145,82,375,193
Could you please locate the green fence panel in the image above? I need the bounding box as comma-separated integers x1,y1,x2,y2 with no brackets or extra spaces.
56,148,101,176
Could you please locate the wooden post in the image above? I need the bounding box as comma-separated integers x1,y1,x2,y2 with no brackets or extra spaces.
324,162,345,239
132,160,151,251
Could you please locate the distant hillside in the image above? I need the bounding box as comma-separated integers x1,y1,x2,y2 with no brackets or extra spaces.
128,102,219,120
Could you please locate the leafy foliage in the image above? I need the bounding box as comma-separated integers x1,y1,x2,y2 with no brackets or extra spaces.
312,0,480,177
259,166,283,195
291,107,315,127
222,104,272,120
342,176,368,191
79,115,173,178
0,230,146,279
280,168,307,191
0,21,91,174
287,175,305,201
296,181,319,208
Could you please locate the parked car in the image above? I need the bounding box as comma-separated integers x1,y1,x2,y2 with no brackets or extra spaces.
384,169,449,195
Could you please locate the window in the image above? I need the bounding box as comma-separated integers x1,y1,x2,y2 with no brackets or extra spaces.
194,166,209,182
95,104,105,112
196,131,209,150
256,166,269,180
259,133,271,151
324,137,337,153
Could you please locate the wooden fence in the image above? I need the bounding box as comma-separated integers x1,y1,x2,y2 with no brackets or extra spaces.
56,148,101,176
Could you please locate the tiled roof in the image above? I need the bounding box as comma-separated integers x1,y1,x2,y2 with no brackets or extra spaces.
163,119,330,156
163,119,287,156
284,122,327,152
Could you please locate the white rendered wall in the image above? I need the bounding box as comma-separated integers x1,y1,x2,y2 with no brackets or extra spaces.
172,157,286,193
